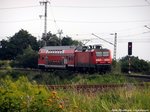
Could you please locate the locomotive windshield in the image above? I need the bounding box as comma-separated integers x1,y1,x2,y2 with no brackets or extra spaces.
96,51,109,57
103,51,109,56
96,52,103,57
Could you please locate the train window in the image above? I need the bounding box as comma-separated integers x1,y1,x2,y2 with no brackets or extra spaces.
42,57,44,60
96,52,102,56
91,52,93,56
96,51,109,57
103,52,109,56
70,56,74,60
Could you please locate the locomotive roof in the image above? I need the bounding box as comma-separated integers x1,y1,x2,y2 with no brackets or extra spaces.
101,48,109,50
42,46,77,50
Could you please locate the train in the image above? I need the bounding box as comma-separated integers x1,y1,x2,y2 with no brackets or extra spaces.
38,45,112,73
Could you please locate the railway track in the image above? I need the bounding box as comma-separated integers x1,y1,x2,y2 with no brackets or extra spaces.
1,67,150,82
126,74,150,79
126,74,150,82
0,67,40,71
3,67,150,80
42,83,150,92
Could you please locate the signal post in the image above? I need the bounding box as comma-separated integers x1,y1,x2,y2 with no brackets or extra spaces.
128,42,132,74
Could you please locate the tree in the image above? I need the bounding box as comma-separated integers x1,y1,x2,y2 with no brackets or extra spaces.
13,46,38,68
0,39,10,59
0,29,39,60
62,36,81,46
62,37,72,46
41,32,60,46
120,56,149,74
41,32,81,46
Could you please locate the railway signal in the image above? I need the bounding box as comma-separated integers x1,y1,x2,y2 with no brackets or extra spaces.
128,42,132,55
128,42,132,74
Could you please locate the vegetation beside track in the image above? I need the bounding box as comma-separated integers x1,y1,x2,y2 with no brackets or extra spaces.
0,76,150,112
0,69,138,85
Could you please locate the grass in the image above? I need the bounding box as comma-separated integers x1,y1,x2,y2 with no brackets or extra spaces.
60,85,150,111
0,76,150,112
70,73,135,84
0,69,138,85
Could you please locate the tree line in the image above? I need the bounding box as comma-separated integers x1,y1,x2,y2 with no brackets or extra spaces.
0,29,80,68
0,29,149,74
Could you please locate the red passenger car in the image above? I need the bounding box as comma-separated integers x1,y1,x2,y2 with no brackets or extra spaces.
38,46,76,70
38,48,47,69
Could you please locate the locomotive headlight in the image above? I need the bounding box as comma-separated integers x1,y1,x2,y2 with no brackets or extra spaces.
96,59,102,61
104,59,110,61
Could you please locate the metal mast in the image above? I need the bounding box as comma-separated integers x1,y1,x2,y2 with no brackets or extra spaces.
40,0,50,46
113,33,117,61
58,29,63,46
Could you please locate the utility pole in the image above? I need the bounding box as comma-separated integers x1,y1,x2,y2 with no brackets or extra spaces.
110,33,117,61
113,33,117,61
58,29,63,46
40,0,50,46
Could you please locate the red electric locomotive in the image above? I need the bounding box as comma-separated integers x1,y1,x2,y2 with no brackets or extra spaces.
38,45,112,73
74,46,96,72
95,47,112,72
74,45,112,72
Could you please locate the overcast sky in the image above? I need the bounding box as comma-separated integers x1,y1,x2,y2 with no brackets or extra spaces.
0,0,150,60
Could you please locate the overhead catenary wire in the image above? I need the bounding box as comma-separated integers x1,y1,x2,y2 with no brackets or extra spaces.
0,5,40,10
49,3,60,31
1,18,150,24
66,25,150,36
145,0,150,5
84,38,150,43
47,19,150,24
0,2,150,45
50,5,150,9
0,4,150,10
0,19,40,23
119,31,150,38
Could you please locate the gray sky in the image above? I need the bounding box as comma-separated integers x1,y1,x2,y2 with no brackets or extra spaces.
0,0,150,60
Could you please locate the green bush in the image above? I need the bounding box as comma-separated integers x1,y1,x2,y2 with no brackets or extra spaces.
0,76,150,112
120,56,149,74
0,76,66,112
12,46,38,68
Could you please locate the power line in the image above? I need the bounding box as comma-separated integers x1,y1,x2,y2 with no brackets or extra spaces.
87,38,150,43
120,31,150,37
49,3,60,31
111,25,146,33
0,19,40,23
48,19,150,24
66,26,146,36
51,5,150,8
1,18,150,24
145,0,150,5
0,4,150,10
0,5,40,10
